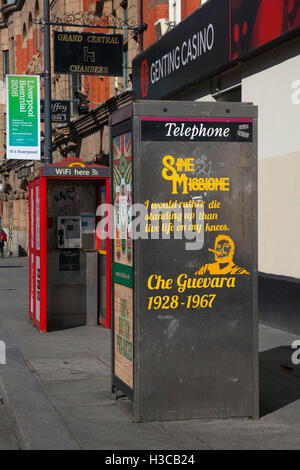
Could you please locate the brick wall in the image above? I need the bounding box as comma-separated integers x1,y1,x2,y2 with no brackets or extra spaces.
181,0,201,20
141,0,202,50
141,0,168,49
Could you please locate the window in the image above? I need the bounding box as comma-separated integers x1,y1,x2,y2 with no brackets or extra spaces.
34,0,39,17
123,46,128,89
28,12,33,36
169,0,181,25
121,1,128,89
121,0,128,40
3,50,9,77
22,23,27,47
70,75,82,116
10,38,15,74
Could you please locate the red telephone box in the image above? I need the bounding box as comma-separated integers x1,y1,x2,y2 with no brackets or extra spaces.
28,158,111,332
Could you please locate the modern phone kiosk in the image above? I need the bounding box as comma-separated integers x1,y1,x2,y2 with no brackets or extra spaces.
111,101,259,422
28,158,111,332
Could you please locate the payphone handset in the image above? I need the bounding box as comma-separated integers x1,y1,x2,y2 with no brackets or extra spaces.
57,216,82,249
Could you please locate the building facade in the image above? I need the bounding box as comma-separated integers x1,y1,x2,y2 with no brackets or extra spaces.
0,0,202,256
133,0,300,334
0,0,133,255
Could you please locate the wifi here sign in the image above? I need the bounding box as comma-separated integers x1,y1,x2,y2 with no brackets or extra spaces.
40,166,109,178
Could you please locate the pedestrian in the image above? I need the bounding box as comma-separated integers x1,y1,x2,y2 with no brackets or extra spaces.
0,228,7,258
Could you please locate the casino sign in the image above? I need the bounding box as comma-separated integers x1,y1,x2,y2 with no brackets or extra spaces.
133,0,300,100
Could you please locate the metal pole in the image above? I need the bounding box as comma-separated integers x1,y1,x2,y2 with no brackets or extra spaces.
140,0,143,52
43,0,52,164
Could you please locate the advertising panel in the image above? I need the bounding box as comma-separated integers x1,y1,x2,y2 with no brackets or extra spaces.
112,131,133,267
6,75,40,160
133,0,229,100
135,103,257,420
230,0,300,60
133,0,300,100
114,284,133,389
112,130,133,390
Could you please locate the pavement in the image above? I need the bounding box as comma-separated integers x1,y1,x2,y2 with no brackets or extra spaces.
1,257,300,449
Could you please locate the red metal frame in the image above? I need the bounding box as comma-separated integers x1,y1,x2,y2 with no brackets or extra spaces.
28,183,33,320
39,177,47,332
32,181,36,324
106,177,111,330
97,178,111,329
34,182,40,329
29,161,110,332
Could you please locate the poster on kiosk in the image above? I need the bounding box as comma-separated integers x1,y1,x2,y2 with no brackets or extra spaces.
6,75,40,161
111,101,258,422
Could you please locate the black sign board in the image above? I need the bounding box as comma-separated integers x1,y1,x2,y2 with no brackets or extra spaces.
41,100,70,123
111,101,258,422
141,119,253,142
133,0,229,100
133,0,300,100
41,166,109,178
54,31,123,76
59,249,80,271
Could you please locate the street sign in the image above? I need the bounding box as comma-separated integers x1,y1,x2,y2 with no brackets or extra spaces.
6,75,40,160
53,31,123,76
41,99,70,123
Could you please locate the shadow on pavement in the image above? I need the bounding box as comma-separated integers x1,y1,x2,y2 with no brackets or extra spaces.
0,266,24,269
260,346,300,417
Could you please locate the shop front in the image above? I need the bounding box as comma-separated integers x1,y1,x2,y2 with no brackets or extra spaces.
133,0,300,334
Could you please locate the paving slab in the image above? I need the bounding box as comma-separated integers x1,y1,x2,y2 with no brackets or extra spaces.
0,403,19,450
2,257,300,449
27,356,110,382
58,403,208,450
49,390,113,408
41,377,110,396
0,323,80,450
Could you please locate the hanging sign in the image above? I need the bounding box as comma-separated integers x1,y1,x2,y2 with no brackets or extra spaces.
54,31,123,76
6,75,40,160
41,99,70,123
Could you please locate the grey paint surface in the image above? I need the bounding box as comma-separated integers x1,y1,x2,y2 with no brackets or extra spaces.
132,101,258,421
86,251,99,326
46,181,97,329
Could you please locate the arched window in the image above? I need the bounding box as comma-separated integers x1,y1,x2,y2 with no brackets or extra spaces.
34,0,39,18
28,12,33,36
22,23,27,47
